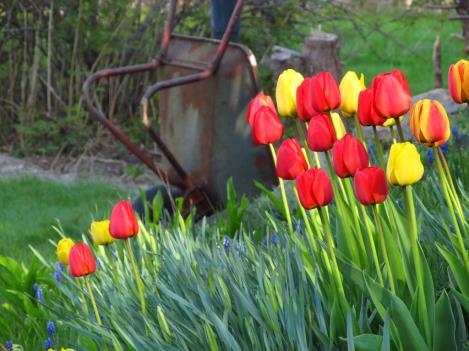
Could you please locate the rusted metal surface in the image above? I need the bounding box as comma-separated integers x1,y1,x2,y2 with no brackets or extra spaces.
154,35,274,205
83,0,277,216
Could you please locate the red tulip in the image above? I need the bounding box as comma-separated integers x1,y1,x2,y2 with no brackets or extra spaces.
109,201,139,239
69,243,96,277
251,106,284,144
372,70,411,119
296,168,333,209
246,93,276,127
353,167,389,205
276,138,308,180
306,72,341,113
296,78,318,121
448,59,469,104
357,88,387,126
307,113,337,151
332,134,369,178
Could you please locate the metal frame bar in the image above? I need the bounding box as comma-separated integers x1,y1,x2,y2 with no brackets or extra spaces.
83,0,245,191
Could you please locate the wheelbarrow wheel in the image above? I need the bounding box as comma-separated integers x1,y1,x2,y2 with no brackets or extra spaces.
132,185,184,221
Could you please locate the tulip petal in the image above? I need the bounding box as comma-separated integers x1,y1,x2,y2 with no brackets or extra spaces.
394,143,424,186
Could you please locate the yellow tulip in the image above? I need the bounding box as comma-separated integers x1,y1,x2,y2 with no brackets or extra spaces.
330,112,346,139
275,69,304,117
90,220,115,245
339,71,365,117
386,142,424,186
56,238,74,265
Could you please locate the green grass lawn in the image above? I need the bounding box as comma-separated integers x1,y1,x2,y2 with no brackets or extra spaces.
297,12,463,94
0,176,128,263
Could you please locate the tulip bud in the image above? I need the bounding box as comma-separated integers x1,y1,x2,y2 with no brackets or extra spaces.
386,142,424,186
296,168,334,209
275,69,304,117
330,112,346,139
410,99,450,147
339,71,366,117
56,238,74,265
307,113,337,151
372,70,412,119
448,59,469,104
90,220,115,245
357,88,387,126
246,93,276,127
251,106,284,145
296,77,317,121
109,201,139,239
308,72,341,113
353,167,389,205
276,138,308,180
332,134,369,178
69,243,96,277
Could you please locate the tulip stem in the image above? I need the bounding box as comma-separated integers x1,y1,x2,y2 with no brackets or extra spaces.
437,147,465,226
353,113,365,144
84,275,102,325
389,126,397,143
371,205,395,293
76,279,89,314
361,203,384,286
125,239,147,317
433,148,468,267
293,187,322,263
394,118,405,141
269,143,293,235
344,179,368,268
372,126,385,167
403,185,430,342
317,206,348,314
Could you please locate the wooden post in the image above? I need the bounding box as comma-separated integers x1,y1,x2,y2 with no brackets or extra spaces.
302,31,342,80
433,35,442,89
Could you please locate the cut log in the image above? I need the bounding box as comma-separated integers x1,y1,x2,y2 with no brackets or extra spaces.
302,31,342,80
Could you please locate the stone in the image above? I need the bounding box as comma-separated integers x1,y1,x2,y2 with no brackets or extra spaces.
269,45,305,80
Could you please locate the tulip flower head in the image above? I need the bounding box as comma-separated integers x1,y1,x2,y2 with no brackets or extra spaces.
246,93,276,127
357,88,387,126
353,167,389,205
296,77,317,121
296,168,334,209
56,238,75,265
308,71,341,113
339,71,366,117
373,70,412,119
307,113,337,151
332,134,369,178
109,201,139,239
251,106,284,145
386,142,424,186
410,99,450,147
275,69,304,117
448,59,469,104
69,243,96,277
90,220,115,245
276,138,308,180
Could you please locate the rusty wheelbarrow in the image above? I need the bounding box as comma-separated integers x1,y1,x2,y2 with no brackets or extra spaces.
83,0,276,218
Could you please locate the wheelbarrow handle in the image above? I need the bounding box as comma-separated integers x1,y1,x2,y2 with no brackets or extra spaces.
82,61,185,190
140,0,245,104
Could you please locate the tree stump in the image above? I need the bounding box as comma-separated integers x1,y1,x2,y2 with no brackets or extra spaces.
302,31,343,80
